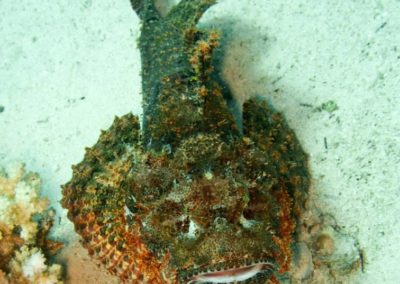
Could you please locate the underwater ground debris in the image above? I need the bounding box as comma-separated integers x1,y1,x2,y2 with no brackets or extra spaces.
0,163,63,284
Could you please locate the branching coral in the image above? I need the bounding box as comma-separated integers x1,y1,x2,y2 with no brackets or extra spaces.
0,163,63,284
8,245,62,284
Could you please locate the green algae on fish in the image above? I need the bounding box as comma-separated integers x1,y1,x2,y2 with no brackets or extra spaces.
61,1,310,283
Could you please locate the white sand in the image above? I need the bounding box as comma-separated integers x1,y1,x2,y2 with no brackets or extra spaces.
1,1,399,283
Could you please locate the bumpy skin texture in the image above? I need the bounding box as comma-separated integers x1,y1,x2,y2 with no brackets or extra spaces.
136,0,237,150
62,1,310,283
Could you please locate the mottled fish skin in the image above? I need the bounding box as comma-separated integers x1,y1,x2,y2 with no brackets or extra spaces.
133,0,238,150
62,1,310,283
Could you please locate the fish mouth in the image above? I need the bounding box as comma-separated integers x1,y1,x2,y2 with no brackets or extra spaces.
181,259,275,284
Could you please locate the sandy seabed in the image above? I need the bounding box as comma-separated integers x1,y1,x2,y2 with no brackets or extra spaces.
56,242,119,284
1,0,399,283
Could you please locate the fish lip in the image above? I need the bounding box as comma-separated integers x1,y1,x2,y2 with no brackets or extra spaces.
181,259,275,284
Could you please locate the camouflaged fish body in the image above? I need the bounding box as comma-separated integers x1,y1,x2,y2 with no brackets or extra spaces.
62,1,310,283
